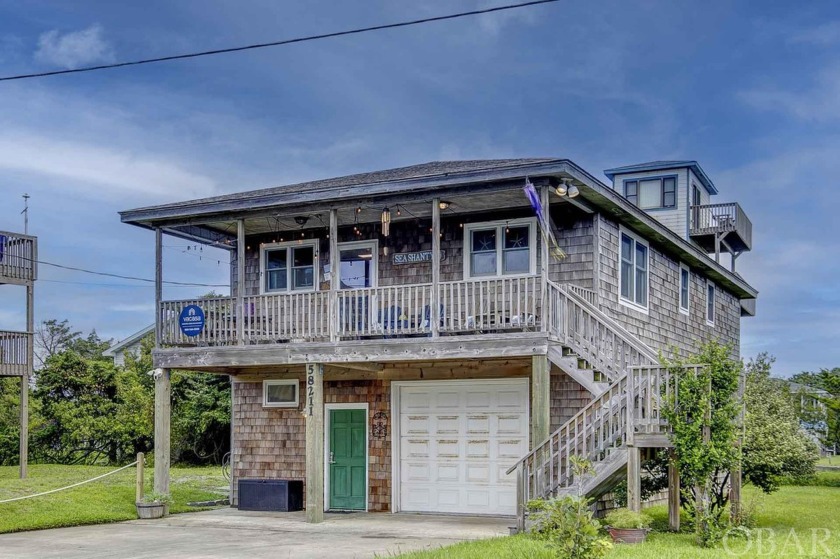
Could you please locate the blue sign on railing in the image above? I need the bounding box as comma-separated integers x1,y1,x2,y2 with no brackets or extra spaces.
179,305,205,337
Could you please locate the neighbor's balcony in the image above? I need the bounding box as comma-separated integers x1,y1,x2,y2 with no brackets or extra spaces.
689,202,752,253
0,330,32,377
0,230,37,285
158,276,543,347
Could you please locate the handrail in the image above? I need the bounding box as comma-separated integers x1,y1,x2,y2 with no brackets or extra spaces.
567,284,597,307
546,281,657,382
690,202,752,250
0,330,33,377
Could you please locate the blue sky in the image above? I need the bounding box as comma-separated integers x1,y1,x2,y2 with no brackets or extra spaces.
0,1,838,375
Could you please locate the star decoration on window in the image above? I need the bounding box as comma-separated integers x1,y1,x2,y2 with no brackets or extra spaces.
507,232,527,248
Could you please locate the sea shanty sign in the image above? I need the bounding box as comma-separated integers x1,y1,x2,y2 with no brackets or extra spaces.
393,250,446,265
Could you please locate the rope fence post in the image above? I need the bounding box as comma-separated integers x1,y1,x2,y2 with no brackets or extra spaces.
136,452,145,503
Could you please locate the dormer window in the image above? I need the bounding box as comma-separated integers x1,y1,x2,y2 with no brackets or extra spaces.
624,177,677,210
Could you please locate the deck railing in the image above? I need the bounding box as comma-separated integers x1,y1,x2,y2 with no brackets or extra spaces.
157,276,547,346
690,202,752,250
0,230,37,284
0,330,32,377
546,281,658,382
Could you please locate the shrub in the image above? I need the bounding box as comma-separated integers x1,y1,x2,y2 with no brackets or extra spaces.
604,508,653,530
527,496,612,559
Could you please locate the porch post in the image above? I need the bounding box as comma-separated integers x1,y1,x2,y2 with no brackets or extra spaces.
668,449,680,531
154,227,162,347
627,446,641,512
236,219,245,345
539,186,550,331
153,368,171,498
305,363,325,523
431,198,441,338
531,355,550,447
329,209,339,342
20,283,33,479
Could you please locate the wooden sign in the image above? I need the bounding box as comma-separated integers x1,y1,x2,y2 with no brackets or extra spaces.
393,250,446,265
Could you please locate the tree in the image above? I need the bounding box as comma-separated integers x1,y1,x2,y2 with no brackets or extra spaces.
743,354,819,492
661,341,741,546
34,319,80,369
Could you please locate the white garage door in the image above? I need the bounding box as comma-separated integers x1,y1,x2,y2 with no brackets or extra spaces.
396,379,529,516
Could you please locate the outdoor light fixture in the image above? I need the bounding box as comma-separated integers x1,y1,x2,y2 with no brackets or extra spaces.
381,207,391,237
294,216,308,226
555,179,580,199
438,201,451,210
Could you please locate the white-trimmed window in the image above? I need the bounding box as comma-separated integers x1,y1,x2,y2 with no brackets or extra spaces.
260,239,319,293
619,229,649,311
263,380,299,408
706,281,716,326
624,176,677,210
464,218,536,279
679,264,690,315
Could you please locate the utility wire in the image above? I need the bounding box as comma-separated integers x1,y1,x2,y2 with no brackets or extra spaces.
15,255,229,287
0,0,558,82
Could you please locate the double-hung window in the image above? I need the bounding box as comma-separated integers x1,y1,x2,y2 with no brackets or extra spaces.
679,264,690,315
262,240,318,293
619,230,648,311
464,219,536,278
624,177,677,210
706,282,716,326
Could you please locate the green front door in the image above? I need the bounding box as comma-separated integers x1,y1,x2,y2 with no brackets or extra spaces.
329,408,367,510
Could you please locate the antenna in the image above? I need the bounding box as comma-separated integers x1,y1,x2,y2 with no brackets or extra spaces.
21,194,30,234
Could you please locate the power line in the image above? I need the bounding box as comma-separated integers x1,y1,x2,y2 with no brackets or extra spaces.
0,0,558,82
16,256,229,287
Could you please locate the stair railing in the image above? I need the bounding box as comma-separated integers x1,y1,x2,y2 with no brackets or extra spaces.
545,281,658,383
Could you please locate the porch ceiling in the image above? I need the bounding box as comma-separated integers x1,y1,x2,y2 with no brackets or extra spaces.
180,185,544,240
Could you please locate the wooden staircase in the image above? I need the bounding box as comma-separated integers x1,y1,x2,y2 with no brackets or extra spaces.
508,282,684,531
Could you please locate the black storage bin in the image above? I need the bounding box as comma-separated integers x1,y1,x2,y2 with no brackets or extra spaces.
238,479,304,512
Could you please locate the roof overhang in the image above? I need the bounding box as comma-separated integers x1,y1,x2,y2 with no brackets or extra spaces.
120,158,756,299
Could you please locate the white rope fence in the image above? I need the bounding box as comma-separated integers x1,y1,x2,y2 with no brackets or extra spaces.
0,460,139,504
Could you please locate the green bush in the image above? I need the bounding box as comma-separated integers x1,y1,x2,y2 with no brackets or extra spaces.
603,508,653,530
527,496,612,559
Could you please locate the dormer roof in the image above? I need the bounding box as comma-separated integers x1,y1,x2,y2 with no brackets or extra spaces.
603,160,718,195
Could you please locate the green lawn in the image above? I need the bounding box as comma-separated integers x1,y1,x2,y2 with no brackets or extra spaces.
0,464,227,533
395,485,840,558
817,456,840,469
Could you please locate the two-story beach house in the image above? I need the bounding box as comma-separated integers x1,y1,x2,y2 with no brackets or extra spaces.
119,158,756,527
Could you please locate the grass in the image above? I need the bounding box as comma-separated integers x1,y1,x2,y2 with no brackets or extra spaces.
0,463,227,534
394,485,840,558
817,456,840,469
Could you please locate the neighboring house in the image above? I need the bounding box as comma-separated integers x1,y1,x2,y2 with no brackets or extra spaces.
783,380,830,447
103,324,154,367
0,229,37,479
119,158,757,526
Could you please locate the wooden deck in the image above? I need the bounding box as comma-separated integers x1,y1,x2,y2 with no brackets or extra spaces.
0,330,32,377
690,202,752,253
0,231,37,286
158,276,542,347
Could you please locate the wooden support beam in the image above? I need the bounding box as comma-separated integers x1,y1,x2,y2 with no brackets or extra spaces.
136,452,145,503
229,378,236,504
668,450,680,532
153,368,171,499
326,362,384,373
304,363,325,523
627,446,641,512
431,199,441,338
539,186,550,332
236,219,245,345
329,209,339,342
20,283,33,479
155,228,162,347
531,355,550,448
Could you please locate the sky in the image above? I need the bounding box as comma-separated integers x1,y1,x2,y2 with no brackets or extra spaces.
0,0,838,376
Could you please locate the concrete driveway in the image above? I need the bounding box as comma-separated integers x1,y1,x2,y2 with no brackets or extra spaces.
0,508,511,559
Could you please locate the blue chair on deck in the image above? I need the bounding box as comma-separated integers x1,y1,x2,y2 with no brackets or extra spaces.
378,305,407,335
422,304,445,331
